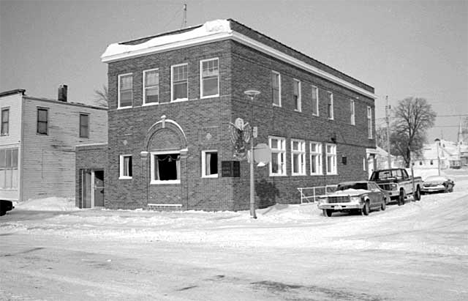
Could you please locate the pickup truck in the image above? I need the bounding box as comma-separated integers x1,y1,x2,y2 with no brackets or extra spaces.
369,168,422,206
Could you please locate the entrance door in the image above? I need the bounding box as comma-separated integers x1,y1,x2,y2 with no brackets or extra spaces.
93,170,104,207
82,170,92,208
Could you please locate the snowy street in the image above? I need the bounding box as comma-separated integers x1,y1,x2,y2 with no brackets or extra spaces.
1,169,468,301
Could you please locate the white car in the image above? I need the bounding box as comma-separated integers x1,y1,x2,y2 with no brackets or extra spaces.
422,175,455,193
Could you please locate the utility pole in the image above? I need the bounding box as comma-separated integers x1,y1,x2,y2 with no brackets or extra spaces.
183,4,187,28
385,96,392,168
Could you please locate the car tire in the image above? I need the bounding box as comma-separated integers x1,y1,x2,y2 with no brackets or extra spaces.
323,209,333,217
361,202,370,216
398,190,405,206
414,187,421,201
381,200,386,211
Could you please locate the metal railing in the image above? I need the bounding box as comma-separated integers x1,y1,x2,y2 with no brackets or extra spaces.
297,185,338,204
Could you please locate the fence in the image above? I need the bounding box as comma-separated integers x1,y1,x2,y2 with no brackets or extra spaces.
297,185,338,204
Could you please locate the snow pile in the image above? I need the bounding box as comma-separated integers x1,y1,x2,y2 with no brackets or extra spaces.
16,197,78,211
101,19,231,60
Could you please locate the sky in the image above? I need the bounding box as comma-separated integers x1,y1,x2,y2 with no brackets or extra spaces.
0,0,467,142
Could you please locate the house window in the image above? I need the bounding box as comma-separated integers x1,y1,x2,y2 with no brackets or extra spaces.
310,142,323,175
291,139,305,175
79,114,89,138
202,150,218,178
172,64,188,101
37,108,48,135
118,73,133,108
367,106,373,139
293,79,301,111
350,99,355,125
151,152,181,184
1,108,9,136
271,71,281,106
201,58,219,98
326,144,337,175
119,155,132,179
327,91,334,120
311,86,319,116
269,136,286,176
0,148,18,189
143,69,159,105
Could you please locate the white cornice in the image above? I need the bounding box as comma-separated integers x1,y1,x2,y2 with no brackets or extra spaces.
102,31,376,99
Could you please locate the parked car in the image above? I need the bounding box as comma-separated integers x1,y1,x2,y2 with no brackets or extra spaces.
422,175,455,194
317,181,389,217
369,168,422,206
0,200,14,216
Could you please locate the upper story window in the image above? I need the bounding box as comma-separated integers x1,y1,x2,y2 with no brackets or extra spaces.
293,79,301,112
201,58,219,98
327,91,334,120
269,136,286,176
326,144,337,175
1,108,9,136
37,107,48,135
143,69,159,105
311,86,319,116
350,99,355,125
310,142,323,175
291,139,305,175
367,106,373,139
119,154,132,179
118,73,133,108
79,114,89,138
271,71,281,106
172,64,188,101
202,150,218,178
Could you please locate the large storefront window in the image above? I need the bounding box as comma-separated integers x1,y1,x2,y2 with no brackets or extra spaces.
0,148,18,189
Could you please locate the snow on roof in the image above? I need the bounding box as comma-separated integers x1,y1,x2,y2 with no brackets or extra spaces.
101,19,231,61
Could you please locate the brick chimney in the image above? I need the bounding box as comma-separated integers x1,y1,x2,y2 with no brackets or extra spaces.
58,85,68,102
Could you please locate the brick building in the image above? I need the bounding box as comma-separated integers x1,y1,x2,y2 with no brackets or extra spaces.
0,87,107,203
80,19,376,211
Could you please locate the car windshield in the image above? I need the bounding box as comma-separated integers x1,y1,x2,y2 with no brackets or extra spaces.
338,183,368,190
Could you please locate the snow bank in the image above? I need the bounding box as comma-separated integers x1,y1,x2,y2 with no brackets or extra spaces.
16,197,78,211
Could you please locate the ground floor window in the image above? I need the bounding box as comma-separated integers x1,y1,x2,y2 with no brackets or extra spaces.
0,148,18,189
151,152,181,184
202,150,218,178
269,136,286,176
119,155,132,179
291,139,305,175
326,144,337,175
310,142,323,175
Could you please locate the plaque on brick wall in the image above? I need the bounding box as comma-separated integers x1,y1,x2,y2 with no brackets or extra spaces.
221,161,240,177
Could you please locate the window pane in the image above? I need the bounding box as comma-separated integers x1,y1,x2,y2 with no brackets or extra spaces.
145,70,158,86
0,149,5,168
145,87,159,104
120,75,132,90
173,82,188,100
203,77,218,97
11,149,18,168
120,91,133,107
38,122,47,134
157,154,179,180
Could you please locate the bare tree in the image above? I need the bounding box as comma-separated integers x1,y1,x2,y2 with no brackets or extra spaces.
390,97,436,167
94,85,108,107
375,124,389,150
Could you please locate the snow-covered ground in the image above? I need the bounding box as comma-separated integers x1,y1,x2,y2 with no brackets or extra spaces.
1,168,468,301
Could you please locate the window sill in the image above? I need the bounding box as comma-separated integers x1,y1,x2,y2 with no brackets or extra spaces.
117,106,133,110
119,176,132,180
143,102,159,107
171,98,188,103
292,173,307,176
151,180,181,185
269,174,287,177
201,94,220,100
202,175,219,179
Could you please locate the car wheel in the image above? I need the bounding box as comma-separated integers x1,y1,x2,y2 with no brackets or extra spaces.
381,199,386,211
361,202,370,216
398,190,405,206
323,209,333,217
414,187,421,201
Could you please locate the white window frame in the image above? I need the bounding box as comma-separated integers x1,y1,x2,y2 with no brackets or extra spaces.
119,154,132,179
1,107,9,136
311,85,319,116
143,68,159,105
327,91,334,120
271,71,281,107
367,106,373,139
151,151,181,184
325,144,337,175
269,136,286,176
310,142,323,175
200,58,219,99
350,99,355,125
291,139,305,176
171,63,188,102
201,150,218,178
293,79,301,112
118,73,133,109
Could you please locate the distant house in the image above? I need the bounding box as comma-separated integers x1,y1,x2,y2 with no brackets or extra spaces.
77,19,377,211
0,87,107,203
414,140,462,170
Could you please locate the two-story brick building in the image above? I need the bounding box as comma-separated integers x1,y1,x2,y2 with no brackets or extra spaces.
0,87,107,204
82,19,376,211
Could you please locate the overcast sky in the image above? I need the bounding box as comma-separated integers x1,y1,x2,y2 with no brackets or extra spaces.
1,0,467,142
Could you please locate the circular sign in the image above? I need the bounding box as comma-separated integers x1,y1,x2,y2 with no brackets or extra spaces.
254,143,271,164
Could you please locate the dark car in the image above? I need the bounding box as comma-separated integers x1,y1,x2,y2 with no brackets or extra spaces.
422,175,455,194
0,200,14,216
317,181,389,217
